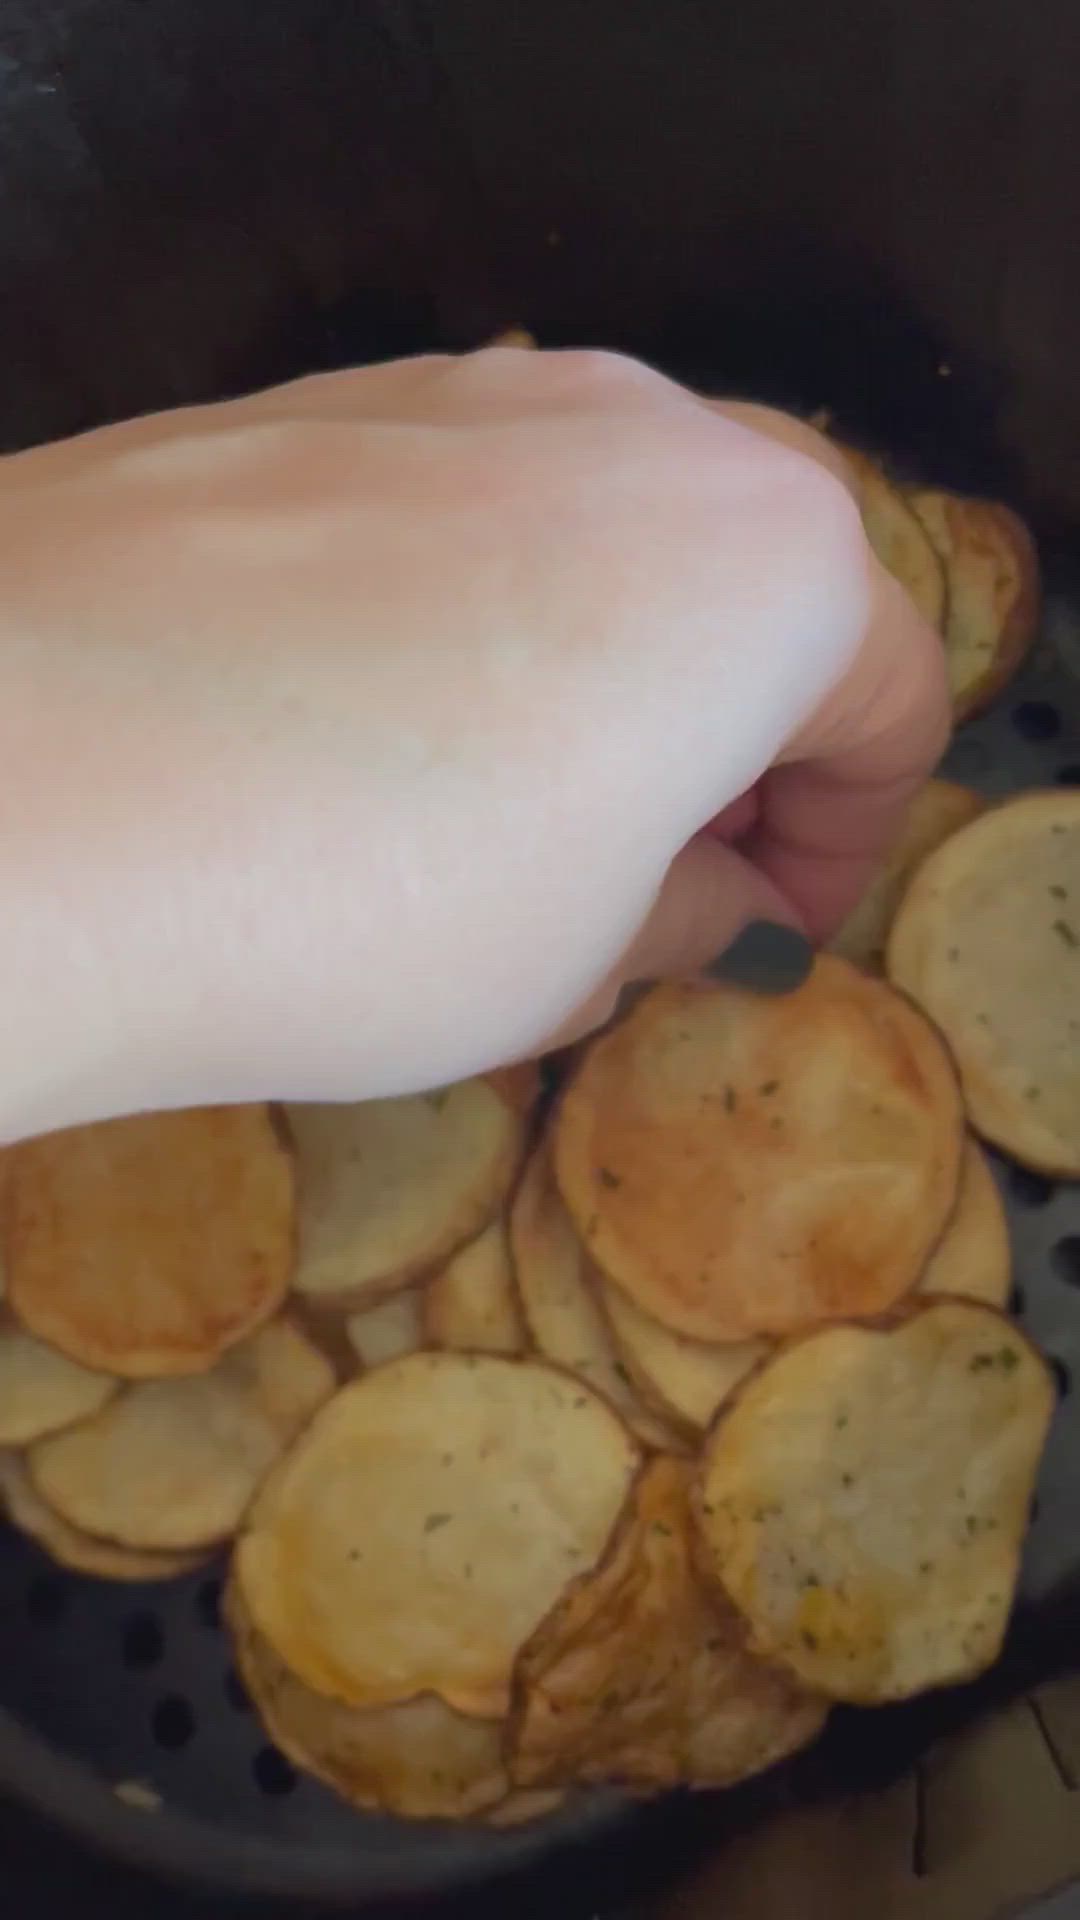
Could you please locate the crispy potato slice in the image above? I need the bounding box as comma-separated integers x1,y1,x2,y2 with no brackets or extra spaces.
28,1317,335,1552
510,1146,683,1449
486,329,537,350
555,960,963,1341
6,1107,293,1377
920,1138,1011,1309
0,1313,117,1445
697,1301,1053,1704
600,1285,765,1435
424,1221,524,1356
0,1452,205,1581
842,448,947,630
887,790,1080,1175
235,1352,639,1716
288,1080,522,1310
484,1789,566,1827
907,489,1039,720
510,1455,825,1790
226,1580,509,1820
831,779,985,973
345,1292,424,1371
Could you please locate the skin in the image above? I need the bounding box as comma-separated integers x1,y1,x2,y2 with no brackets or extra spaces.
0,348,947,1139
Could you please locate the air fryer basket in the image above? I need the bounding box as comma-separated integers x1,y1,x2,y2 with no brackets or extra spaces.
2,2,1080,1915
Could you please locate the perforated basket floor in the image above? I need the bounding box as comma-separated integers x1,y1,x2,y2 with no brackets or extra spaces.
1,592,1079,1916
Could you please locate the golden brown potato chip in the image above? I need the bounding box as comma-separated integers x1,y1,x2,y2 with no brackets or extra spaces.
842,448,947,630
226,1580,509,1821
0,1314,117,1445
920,1138,1011,1309
28,1318,335,1551
486,329,537,350
235,1352,639,1717
887,790,1080,1175
555,961,963,1341
510,1147,683,1449
484,1789,566,1827
831,780,985,973
510,1455,825,1790
907,489,1039,720
600,1285,765,1435
6,1107,293,1377
344,1292,424,1371
696,1301,1053,1704
288,1081,522,1310
423,1221,524,1356
0,1452,205,1581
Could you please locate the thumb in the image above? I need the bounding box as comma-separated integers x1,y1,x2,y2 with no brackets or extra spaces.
540,834,806,1052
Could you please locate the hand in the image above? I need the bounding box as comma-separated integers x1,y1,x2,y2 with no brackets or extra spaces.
0,349,947,1133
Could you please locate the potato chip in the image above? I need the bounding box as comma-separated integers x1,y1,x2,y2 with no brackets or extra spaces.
424,1221,524,1356
487,329,537,350
555,961,963,1341
484,1788,566,1827
907,489,1039,720
696,1301,1053,1703
226,1580,509,1821
888,790,1080,1175
235,1352,639,1716
510,1455,825,1790
0,1452,205,1581
842,449,947,630
0,1313,117,1445
28,1317,335,1551
288,1080,522,1309
920,1138,1011,1309
345,1292,424,1371
510,1146,683,1449
831,780,985,973
6,1106,293,1377
600,1285,765,1435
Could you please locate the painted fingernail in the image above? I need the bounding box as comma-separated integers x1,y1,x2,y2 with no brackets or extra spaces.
707,922,814,995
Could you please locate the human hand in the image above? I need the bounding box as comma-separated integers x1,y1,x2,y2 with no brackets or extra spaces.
0,349,947,1133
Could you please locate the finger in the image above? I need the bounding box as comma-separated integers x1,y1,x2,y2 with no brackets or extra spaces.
745,566,951,939
539,833,803,1052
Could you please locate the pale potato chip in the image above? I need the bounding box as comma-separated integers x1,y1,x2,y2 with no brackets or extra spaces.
288,1080,522,1310
510,1455,825,1790
831,780,985,973
6,1107,293,1377
696,1301,1053,1704
510,1146,684,1449
484,1789,566,1827
842,448,947,630
226,1580,509,1821
28,1318,335,1551
0,1452,205,1581
555,961,963,1341
907,489,1039,720
0,1313,118,1445
423,1221,524,1356
600,1285,765,1435
887,790,1080,1176
235,1352,640,1716
345,1292,424,1370
920,1138,1011,1309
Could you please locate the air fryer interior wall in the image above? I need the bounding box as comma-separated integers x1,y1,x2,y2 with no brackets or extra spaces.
1,3,1080,1917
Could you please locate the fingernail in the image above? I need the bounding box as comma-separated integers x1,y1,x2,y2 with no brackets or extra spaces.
707,921,814,995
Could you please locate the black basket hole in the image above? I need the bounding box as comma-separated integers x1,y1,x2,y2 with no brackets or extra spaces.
1049,1356,1072,1401
224,1666,252,1713
1055,764,1080,787
252,1745,297,1796
1052,1235,1080,1288
122,1610,165,1670
1008,1165,1056,1208
26,1573,69,1627
195,1576,222,1631
151,1694,196,1751
1012,700,1063,742
1009,1284,1027,1318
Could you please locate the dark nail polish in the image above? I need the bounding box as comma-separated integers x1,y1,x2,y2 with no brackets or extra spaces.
707,921,813,995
